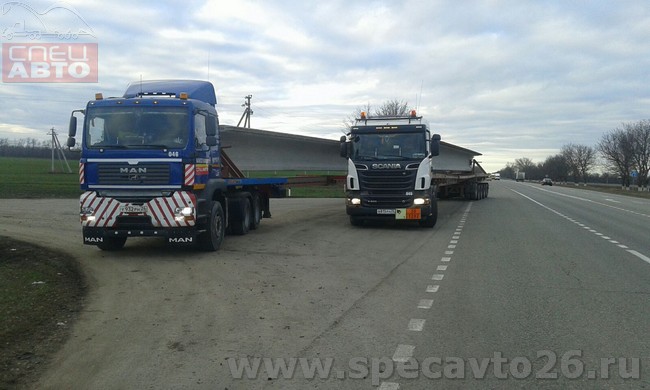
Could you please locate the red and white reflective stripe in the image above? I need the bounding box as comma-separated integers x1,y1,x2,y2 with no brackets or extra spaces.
79,162,85,184
80,191,120,227
146,191,195,227
184,164,195,186
80,191,196,228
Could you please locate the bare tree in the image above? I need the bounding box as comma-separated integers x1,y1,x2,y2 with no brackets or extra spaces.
374,99,410,117
514,157,535,173
562,143,596,183
343,103,373,131
598,127,636,187
344,99,412,131
541,154,569,182
631,120,650,187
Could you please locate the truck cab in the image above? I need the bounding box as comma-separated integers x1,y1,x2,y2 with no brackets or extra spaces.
340,111,440,227
67,80,285,251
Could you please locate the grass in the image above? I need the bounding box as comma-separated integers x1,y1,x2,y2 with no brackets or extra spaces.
0,157,81,198
0,236,85,388
556,183,650,199
0,157,345,199
288,185,345,198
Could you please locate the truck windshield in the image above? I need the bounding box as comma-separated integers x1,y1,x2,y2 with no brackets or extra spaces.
351,132,427,160
84,106,190,149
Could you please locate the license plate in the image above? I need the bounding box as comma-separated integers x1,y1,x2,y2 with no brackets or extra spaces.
395,208,421,220
120,204,148,214
377,209,396,215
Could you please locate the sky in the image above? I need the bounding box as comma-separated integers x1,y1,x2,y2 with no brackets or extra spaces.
1,0,649,173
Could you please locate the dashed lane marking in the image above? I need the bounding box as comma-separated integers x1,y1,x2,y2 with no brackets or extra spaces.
512,189,650,266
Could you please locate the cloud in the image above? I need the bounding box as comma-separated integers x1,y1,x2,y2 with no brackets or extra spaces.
1,0,649,172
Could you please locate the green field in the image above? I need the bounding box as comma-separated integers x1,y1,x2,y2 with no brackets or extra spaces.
0,157,345,199
0,157,81,198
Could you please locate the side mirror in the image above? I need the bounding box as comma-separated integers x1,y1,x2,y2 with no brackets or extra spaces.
206,116,217,136
339,136,348,158
206,136,218,147
430,134,441,157
66,137,76,147
68,115,77,137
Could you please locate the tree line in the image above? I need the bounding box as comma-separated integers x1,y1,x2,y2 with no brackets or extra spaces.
0,138,81,159
499,120,650,187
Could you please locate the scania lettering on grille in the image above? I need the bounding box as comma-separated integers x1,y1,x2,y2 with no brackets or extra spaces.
372,163,401,169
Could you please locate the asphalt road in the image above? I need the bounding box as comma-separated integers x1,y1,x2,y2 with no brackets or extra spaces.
0,182,648,389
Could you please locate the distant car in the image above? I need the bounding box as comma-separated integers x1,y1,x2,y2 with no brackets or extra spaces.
541,178,553,186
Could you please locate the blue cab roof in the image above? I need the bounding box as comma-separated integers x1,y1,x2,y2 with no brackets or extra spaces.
123,80,217,106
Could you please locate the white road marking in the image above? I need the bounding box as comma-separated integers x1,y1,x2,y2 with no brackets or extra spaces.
441,257,451,262
448,245,456,249
450,240,458,244
531,186,650,218
431,274,444,280
418,299,434,309
378,382,399,390
426,285,439,292
512,189,650,267
445,251,454,255
628,250,650,265
605,198,621,203
393,344,415,362
437,265,448,271
408,319,426,331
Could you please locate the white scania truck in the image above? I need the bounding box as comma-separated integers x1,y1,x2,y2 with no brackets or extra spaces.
339,111,441,227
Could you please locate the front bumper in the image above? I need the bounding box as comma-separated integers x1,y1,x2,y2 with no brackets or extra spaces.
82,226,196,245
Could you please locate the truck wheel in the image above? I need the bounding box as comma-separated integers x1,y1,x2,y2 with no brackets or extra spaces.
419,201,438,228
198,201,225,251
97,236,127,251
249,194,262,230
349,216,364,226
230,198,251,235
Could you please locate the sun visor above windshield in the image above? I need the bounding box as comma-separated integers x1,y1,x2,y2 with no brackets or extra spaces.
123,80,217,106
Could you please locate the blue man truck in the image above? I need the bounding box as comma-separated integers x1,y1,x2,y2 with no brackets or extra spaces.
67,80,286,251
339,111,442,227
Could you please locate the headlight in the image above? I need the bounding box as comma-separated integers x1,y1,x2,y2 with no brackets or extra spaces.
349,198,361,205
413,198,430,205
174,206,195,221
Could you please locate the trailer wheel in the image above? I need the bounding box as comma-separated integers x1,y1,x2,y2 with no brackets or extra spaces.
198,201,225,251
419,200,438,228
230,197,251,235
249,193,262,230
97,236,127,251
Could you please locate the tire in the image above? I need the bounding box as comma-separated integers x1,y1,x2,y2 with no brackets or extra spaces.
198,201,225,251
249,194,262,230
230,197,251,235
467,182,479,200
419,200,438,227
97,236,127,251
349,216,364,226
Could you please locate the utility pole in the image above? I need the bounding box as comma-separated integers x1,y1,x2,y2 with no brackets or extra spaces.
236,95,253,128
48,127,72,173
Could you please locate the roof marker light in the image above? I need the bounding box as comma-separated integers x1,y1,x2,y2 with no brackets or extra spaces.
360,111,367,119
180,92,189,100
95,93,103,100
410,109,417,117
